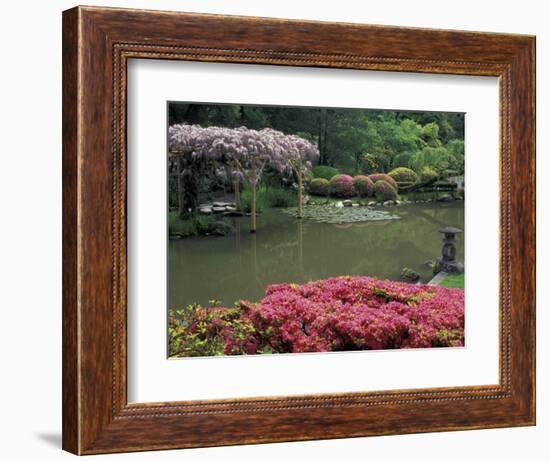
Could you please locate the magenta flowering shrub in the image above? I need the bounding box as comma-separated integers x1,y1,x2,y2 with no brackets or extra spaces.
373,180,398,202
328,174,356,197
367,173,398,190
169,276,464,357
352,175,374,197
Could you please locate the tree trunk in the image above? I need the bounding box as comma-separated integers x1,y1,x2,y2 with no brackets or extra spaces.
234,180,241,210
297,172,303,219
322,113,329,164
318,108,327,165
251,183,257,233
298,218,303,273
177,154,185,218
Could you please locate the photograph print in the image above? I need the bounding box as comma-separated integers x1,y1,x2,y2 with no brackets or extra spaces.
167,102,465,358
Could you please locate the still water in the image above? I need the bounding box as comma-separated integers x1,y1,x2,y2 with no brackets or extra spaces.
168,203,464,308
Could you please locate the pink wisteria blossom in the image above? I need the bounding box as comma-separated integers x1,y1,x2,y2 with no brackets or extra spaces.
168,123,319,229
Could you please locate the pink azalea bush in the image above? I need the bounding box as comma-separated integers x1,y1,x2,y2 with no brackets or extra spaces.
352,175,374,197
367,173,398,190
373,180,398,202
169,276,464,357
328,174,356,198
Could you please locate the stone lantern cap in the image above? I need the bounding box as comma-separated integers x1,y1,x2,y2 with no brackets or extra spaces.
438,226,463,235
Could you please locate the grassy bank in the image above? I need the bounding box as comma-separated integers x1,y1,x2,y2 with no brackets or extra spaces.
439,274,464,289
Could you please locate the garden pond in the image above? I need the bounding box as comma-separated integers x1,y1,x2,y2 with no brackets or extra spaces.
168,201,464,309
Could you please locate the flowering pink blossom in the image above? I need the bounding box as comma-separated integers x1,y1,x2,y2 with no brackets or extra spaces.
328,174,356,197
168,124,319,186
169,276,464,357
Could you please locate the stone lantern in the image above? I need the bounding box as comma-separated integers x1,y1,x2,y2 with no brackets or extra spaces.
435,226,464,274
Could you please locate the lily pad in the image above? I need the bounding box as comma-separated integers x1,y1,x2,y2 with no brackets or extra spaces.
283,205,399,224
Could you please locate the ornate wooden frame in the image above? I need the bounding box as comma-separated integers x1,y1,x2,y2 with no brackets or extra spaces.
62,5,536,455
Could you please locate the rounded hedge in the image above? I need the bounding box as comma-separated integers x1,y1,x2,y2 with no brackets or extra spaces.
309,178,330,196
420,166,439,183
311,165,340,181
373,180,398,202
328,174,356,198
388,167,419,184
368,173,398,191
352,175,374,197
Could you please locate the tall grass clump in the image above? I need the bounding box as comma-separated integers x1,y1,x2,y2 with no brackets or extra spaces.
265,187,297,207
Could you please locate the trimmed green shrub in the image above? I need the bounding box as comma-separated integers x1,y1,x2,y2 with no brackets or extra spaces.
311,165,339,181
420,166,439,183
328,174,356,198
373,180,398,202
309,178,330,196
368,173,398,191
352,175,374,197
388,167,419,184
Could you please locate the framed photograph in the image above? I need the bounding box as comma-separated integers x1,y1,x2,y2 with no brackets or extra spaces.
62,6,535,455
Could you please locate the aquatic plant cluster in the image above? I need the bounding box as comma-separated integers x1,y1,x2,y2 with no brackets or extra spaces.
169,276,464,357
282,206,399,224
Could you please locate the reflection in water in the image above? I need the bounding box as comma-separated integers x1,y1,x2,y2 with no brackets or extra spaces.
168,202,464,308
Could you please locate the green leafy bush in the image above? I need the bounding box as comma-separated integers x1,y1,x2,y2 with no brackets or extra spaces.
393,152,413,168
388,167,419,184
311,165,339,180
360,153,383,174
373,180,398,202
368,173,398,191
352,175,374,197
328,174,356,197
168,303,256,357
420,166,439,183
309,178,330,196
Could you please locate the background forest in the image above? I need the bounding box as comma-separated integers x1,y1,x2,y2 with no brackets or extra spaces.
169,103,465,177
